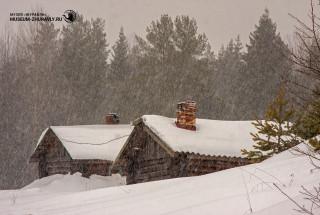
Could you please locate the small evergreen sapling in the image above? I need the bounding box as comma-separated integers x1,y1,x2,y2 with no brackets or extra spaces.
241,87,299,162
295,102,320,140
294,88,320,151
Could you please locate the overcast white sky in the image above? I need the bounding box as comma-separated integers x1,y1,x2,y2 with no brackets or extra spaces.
0,0,311,53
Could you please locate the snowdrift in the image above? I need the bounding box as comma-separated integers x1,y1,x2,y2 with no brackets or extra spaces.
1,144,319,215
22,172,126,193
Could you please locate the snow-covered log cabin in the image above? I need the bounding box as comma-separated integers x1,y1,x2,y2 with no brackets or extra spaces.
30,114,132,178
112,114,257,184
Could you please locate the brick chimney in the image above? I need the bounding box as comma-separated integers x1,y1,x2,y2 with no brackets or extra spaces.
175,101,196,131
106,113,120,125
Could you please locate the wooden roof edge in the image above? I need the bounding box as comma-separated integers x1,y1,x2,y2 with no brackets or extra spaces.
29,157,39,163
110,126,137,169
49,127,78,160
132,117,143,126
184,152,250,160
29,127,52,162
142,125,175,158
112,117,176,169
29,127,74,162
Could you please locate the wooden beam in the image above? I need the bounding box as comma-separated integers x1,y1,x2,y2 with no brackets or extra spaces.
187,154,250,163
29,128,51,162
111,126,137,169
143,125,175,157
132,117,143,126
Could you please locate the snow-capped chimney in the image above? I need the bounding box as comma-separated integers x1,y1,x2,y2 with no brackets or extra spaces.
175,101,196,131
106,113,120,125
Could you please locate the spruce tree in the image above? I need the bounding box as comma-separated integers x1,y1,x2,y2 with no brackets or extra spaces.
213,36,246,118
59,14,109,123
110,27,129,80
241,87,299,162
244,9,291,119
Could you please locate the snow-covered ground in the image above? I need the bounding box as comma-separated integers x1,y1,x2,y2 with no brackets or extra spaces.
1,144,319,215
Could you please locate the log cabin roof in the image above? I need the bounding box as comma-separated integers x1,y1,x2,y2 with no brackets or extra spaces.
32,125,132,161
136,115,258,158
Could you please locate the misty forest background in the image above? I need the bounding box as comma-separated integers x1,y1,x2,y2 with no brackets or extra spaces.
0,8,313,189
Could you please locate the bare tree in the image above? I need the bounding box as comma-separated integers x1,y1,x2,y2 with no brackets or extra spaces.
282,0,320,105
275,2,320,213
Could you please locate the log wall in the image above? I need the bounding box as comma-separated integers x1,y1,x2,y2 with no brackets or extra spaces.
38,129,72,178
132,134,173,184
71,160,111,177
117,123,250,184
185,154,250,176
118,125,178,184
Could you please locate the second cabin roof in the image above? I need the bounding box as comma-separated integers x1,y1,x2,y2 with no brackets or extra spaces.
35,125,132,161
141,115,258,158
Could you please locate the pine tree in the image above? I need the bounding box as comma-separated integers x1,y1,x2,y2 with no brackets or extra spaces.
173,15,208,66
241,87,299,162
110,27,129,80
135,14,210,68
135,14,175,66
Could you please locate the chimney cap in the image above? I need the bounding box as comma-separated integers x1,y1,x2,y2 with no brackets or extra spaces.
106,113,120,125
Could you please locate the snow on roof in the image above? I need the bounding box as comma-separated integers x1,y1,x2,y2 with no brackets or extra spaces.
142,115,257,157
37,125,132,161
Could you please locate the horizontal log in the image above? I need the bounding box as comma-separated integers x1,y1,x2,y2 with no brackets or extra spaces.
47,165,72,169
187,167,218,173
188,163,236,171
186,154,249,162
48,167,71,172
46,157,72,162
48,170,71,174
71,160,112,165
189,159,248,167
135,168,171,176
134,169,172,180
135,157,170,166
188,161,242,168
135,159,171,168
187,171,218,177
134,163,171,173
47,160,71,164
134,174,172,183
48,171,70,175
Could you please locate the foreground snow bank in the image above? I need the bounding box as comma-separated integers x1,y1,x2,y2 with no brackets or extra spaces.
22,173,126,193
0,144,319,215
